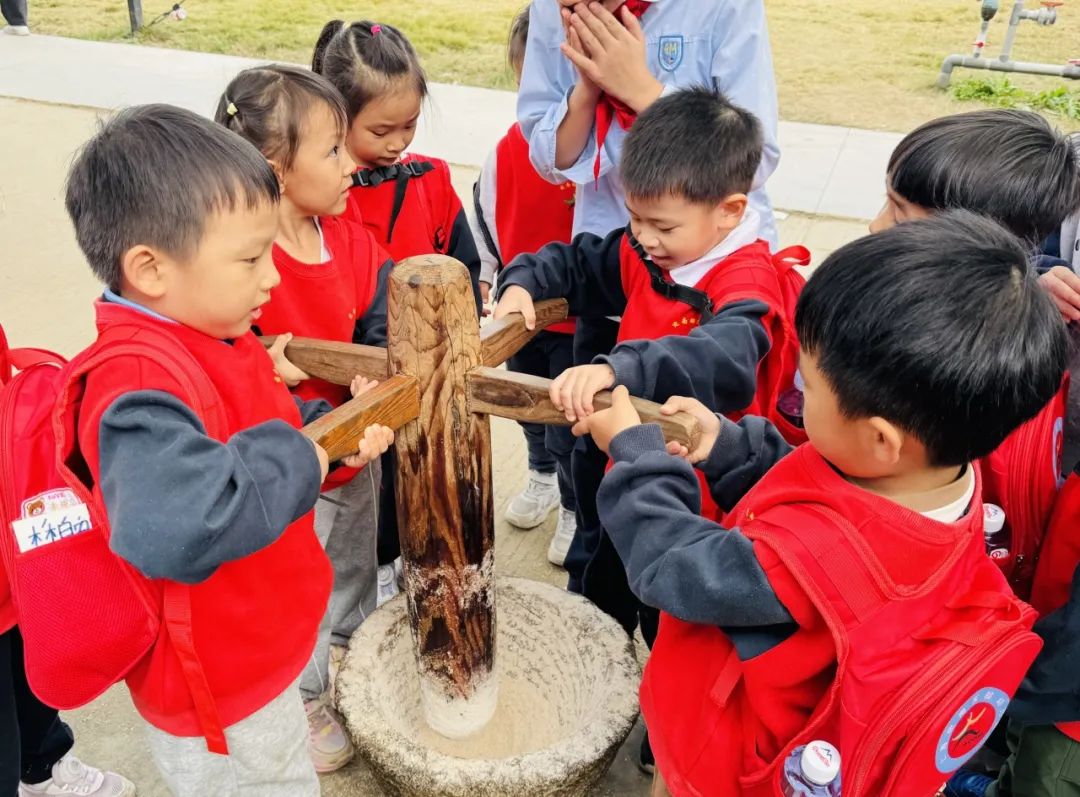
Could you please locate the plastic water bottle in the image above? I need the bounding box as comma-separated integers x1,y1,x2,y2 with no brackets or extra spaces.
983,503,1010,562
777,370,806,429
781,741,841,796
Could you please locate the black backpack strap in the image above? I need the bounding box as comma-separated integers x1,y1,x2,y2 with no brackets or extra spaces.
350,161,438,243
472,179,503,273
626,226,715,324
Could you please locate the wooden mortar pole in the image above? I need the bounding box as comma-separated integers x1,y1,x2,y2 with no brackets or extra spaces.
387,256,497,739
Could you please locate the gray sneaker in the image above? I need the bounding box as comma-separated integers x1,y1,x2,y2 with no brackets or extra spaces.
547,507,577,567
505,470,559,529
19,754,135,796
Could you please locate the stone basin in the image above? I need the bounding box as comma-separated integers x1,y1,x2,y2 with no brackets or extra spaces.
337,576,641,797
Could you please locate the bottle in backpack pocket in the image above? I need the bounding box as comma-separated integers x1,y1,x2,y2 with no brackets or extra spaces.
984,503,1012,569
781,741,841,796
777,369,806,430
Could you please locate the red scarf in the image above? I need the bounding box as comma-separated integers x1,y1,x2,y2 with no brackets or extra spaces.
592,0,652,181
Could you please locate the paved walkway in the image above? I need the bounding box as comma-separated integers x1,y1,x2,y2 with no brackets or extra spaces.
0,33,900,221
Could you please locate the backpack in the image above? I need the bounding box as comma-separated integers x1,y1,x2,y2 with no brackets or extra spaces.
0,322,231,753
635,237,810,446
1030,463,1080,617
739,488,1041,796
978,376,1069,602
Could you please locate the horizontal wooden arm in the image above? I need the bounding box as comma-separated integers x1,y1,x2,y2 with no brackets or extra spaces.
480,299,569,368
302,374,420,461
466,367,701,449
260,336,389,384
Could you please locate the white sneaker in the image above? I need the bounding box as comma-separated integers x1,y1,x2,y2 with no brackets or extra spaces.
305,694,355,773
2,25,30,35
19,754,135,796
547,507,577,567
505,470,559,529
376,561,399,607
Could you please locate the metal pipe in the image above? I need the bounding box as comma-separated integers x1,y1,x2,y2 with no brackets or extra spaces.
938,53,1080,88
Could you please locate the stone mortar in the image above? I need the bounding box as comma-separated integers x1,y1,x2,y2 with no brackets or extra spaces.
337,577,641,797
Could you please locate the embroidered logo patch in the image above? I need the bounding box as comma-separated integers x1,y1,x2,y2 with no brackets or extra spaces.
935,687,1008,774
659,35,684,72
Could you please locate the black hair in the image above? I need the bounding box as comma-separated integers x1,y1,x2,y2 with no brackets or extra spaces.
508,6,530,71
311,19,428,121
796,211,1067,468
65,104,279,291
215,64,348,172
888,109,1080,245
621,87,762,204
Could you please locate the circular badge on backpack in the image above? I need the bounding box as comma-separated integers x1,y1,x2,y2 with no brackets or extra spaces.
935,687,1009,774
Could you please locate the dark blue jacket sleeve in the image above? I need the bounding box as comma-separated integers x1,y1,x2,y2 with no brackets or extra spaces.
98,390,323,585
447,207,484,316
495,227,628,317
354,257,391,347
599,423,795,636
293,395,333,425
596,299,771,412
699,414,795,512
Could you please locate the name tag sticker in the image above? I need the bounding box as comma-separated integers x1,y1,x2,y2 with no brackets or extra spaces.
12,503,92,552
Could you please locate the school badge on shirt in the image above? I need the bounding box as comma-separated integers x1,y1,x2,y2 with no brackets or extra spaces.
659,35,684,72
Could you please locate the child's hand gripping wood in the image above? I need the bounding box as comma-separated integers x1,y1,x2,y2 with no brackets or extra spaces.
492,285,538,330
265,332,311,387
339,376,395,470
549,363,616,422
570,384,641,453
658,396,722,464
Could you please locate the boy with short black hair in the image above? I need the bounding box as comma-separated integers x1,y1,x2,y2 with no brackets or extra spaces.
60,104,392,795
577,212,1068,796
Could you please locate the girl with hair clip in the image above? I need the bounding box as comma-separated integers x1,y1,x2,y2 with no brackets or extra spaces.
312,19,483,311
216,63,395,775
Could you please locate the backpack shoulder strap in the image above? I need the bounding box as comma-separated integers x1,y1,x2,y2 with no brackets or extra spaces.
60,322,229,753
626,227,717,323
0,324,65,385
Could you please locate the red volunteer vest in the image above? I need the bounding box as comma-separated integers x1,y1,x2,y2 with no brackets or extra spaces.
618,237,789,518
258,216,387,490
643,448,1032,797
494,123,576,335
260,216,385,408
343,153,461,265
76,302,332,737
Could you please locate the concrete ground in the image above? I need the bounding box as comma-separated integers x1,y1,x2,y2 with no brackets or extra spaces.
0,96,867,795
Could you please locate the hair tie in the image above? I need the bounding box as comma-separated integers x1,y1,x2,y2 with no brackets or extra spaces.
226,101,238,118
370,24,382,35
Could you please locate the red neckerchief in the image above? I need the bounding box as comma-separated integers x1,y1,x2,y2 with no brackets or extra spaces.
592,0,652,181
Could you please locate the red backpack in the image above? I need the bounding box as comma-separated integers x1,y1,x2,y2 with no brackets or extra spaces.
709,245,810,446
977,376,1069,602
1030,461,1080,617
0,323,231,753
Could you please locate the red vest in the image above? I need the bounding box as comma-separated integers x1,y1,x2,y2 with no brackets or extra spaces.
643,448,1035,797
618,238,789,517
343,153,460,265
260,216,385,408
494,123,576,335
76,302,331,737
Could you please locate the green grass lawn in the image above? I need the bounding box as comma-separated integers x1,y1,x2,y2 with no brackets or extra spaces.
27,0,1080,132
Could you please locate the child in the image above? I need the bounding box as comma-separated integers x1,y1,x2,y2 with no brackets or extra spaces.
472,6,580,564
215,64,394,774
869,109,1080,321
63,104,393,796
312,18,482,570
311,18,483,308
495,86,792,572
577,213,1068,796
